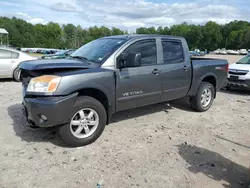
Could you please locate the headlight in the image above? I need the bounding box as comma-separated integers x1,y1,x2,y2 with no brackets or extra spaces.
27,75,61,92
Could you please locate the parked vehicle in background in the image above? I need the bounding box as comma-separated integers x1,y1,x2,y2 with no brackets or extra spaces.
214,49,220,54
26,49,36,53
226,50,240,55
220,48,227,55
41,49,75,59
41,49,56,54
227,54,250,89
194,49,200,53
0,47,36,81
190,49,206,56
19,34,228,146
190,51,200,56
36,49,43,54
199,51,206,56
239,49,248,55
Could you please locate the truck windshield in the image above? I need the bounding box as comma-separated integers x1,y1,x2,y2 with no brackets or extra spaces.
70,38,127,64
236,55,250,64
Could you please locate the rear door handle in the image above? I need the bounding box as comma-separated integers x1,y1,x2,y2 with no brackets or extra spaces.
152,69,161,75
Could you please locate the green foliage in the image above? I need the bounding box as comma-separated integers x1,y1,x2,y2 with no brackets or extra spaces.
202,21,223,50
0,16,127,49
1,16,250,50
135,20,250,50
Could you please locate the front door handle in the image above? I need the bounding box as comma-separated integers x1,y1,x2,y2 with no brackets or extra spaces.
183,65,188,71
152,69,161,75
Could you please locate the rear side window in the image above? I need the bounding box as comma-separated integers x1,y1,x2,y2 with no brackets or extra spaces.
162,40,184,64
11,51,19,58
124,40,157,66
0,49,19,59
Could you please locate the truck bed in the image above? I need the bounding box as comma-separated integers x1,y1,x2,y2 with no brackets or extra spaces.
187,57,228,96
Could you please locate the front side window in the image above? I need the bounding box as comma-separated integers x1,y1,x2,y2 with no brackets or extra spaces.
162,40,184,64
71,38,127,64
123,40,157,66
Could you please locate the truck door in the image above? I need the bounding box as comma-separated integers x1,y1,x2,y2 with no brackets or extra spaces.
159,39,192,101
115,39,162,111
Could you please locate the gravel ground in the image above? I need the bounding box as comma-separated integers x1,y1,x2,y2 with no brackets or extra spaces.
0,55,250,188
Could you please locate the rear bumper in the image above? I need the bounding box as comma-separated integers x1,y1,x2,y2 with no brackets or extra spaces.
227,79,250,88
22,93,78,128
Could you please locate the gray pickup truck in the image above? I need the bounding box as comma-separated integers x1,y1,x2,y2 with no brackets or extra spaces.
19,34,228,146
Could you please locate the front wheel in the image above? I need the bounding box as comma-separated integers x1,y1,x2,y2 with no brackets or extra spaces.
59,96,107,147
13,68,21,82
190,82,215,112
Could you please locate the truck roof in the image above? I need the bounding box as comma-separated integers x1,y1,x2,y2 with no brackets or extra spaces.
103,34,185,40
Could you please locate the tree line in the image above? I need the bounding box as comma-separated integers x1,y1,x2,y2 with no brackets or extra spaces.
0,16,250,51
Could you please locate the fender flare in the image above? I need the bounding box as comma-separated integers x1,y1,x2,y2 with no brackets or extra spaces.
192,72,218,96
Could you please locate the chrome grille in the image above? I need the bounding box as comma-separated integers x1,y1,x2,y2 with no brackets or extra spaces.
229,69,249,76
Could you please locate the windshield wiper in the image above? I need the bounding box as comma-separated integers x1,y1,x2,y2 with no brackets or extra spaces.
70,56,89,61
70,56,91,64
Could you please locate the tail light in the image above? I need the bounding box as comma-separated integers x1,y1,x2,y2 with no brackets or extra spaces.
225,63,229,72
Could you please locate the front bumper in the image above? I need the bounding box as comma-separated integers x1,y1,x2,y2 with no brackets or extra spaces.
227,79,250,88
22,93,78,128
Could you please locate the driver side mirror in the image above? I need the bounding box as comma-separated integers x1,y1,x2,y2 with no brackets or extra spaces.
117,52,142,69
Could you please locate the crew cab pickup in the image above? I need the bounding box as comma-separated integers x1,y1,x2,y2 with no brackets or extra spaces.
19,35,228,146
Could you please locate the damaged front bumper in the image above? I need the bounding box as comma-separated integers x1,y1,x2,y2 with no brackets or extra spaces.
22,93,78,128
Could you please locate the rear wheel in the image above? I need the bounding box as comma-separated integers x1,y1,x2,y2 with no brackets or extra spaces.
190,82,215,112
60,96,107,147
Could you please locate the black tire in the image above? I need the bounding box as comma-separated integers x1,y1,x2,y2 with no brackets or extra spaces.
13,68,20,82
60,96,107,147
190,81,215,112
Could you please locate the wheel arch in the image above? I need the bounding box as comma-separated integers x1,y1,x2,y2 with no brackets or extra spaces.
188,72,217,98
76,87,112,125
201,74,217,98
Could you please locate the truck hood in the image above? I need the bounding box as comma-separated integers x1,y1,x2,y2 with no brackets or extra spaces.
229,63,250,71
19,58,99,70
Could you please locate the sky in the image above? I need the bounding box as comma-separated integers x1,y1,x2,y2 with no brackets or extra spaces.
0,0,249,31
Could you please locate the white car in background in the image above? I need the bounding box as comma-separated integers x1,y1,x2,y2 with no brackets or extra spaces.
239,49,248,55
227,54,250,89
214,49,220,54
226,50,240,55
0,47,36,81
220,49,227,55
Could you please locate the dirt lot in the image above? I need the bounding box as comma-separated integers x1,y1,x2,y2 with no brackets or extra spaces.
1,55,250,188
